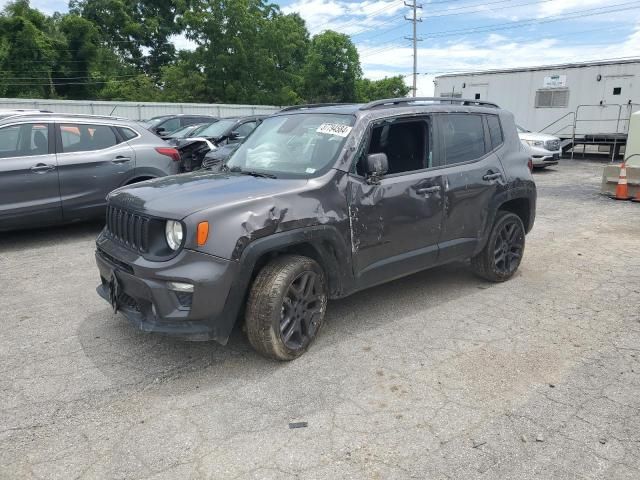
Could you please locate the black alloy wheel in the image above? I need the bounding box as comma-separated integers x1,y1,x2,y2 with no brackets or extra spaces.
493,219,524,276
246,255,327,360
470,211,526,282
280,271,324,350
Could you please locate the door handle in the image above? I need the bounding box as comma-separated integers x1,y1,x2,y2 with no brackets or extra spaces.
482,172,502,181
30,163,56,173
112,156,132,164
416,186,441,195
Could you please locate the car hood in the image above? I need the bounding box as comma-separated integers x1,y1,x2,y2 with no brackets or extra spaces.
107,171,309,220
518,132,559,142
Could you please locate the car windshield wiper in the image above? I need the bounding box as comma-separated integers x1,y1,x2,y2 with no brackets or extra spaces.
227,166,277,179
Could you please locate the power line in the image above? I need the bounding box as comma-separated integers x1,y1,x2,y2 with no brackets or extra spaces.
357,0,640,47
358,12,640,62
0,74,140,81
0,78,139,87
311,0,404,33
422,0,640,38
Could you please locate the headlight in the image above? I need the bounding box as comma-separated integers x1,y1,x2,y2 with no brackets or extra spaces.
165,220,184,250
525,140,544,147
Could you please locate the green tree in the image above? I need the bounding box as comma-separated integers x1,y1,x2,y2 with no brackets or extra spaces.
97,73,160,101
0,0,59,98
356,76,411,102
69,0,187,77
51,14,101,99
302,30,361,103
158,52,207,102
184,0,310,105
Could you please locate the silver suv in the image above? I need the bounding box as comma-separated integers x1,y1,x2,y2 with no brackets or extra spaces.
0,113,181,231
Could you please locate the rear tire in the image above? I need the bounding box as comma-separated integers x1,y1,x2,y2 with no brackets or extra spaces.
245,255,327,361
471,211,525,282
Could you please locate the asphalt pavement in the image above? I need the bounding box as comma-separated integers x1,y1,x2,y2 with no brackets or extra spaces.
1,159,639,479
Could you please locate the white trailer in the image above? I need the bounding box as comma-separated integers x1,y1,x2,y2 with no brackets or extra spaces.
434,59,640,154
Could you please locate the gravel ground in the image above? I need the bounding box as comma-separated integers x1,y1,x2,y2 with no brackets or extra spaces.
1,159,639,480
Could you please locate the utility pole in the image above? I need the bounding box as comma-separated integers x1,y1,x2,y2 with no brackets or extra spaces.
404,1,422,97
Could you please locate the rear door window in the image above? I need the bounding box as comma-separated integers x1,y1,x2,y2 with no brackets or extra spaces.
59,124,119,153
0,123,49,158
439,114,486,165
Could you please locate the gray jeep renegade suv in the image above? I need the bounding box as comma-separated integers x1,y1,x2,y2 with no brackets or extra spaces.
95,98,536,360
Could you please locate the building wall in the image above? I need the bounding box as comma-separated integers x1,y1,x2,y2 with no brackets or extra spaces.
0,98,281,121
434,62,640,137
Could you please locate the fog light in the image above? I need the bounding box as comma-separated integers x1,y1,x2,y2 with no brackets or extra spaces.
167,281,194,293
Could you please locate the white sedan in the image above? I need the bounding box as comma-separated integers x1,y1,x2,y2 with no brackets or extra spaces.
517,125,562,168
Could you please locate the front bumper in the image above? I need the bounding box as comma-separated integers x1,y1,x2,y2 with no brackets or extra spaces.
95,230,239,343
530,147,561,167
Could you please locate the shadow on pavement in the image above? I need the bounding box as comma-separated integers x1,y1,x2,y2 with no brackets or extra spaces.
0,220,105,252
77,261,484,391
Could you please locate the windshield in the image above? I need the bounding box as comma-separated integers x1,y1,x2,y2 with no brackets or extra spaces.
193,119,236,138
226,113,355,178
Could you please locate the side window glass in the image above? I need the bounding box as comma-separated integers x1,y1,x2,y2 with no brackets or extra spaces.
118,127,139,141
486,115,504,150
0,125,21,158
357,118,431,176
0,123,48,158
236,122,256,137
441,114,486,165
60,124,118,153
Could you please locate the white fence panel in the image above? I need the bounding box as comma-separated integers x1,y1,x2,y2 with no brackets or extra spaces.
0,98,281,120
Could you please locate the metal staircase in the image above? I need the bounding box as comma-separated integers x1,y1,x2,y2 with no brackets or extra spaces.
540,103,640,161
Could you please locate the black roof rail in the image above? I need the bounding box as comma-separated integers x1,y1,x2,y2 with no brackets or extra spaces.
359,97,500,110
279,103,355,112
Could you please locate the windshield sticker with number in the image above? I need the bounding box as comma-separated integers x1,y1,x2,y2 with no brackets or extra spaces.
316,123,353,137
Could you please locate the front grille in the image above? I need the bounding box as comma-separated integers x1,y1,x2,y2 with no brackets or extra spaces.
106,206,150,253
545,139,560,151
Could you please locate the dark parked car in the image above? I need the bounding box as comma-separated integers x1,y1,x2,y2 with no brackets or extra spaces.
163,122,212,144
175,116,266,172
143,114,218,138
0,113,181,231
201,142,241,170
95,98,536,360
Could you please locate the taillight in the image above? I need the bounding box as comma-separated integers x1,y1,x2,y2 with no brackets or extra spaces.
155,147,181,162
527,157,533,172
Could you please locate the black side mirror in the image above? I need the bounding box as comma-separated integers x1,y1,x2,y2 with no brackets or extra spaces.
229,130,240,140
366,153,388,179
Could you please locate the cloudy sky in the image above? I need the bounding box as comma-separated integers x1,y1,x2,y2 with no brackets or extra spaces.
5,0,640,95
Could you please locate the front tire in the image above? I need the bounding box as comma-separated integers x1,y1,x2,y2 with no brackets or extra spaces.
471,211,525,282
245,255,327,361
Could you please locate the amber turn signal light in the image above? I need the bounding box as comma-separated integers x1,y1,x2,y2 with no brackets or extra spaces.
197,221,209,246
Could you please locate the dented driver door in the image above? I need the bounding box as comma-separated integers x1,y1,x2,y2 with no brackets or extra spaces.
347,169,445,290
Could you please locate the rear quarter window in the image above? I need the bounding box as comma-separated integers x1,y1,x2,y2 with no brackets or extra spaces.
486,115,504,150
117,127,139,141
